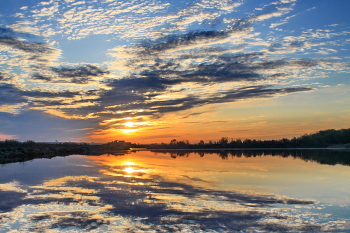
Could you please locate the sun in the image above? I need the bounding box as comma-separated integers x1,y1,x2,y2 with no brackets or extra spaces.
124,167,135,173
121,128,139,134
124,122,135,127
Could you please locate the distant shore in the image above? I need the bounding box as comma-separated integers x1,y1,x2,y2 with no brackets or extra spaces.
0,143,130,165
1,127,349,164
149,147,350,151
1,146,350,166
149,148,350,166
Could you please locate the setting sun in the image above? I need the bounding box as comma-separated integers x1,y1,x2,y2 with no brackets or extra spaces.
124,122,136,127
124,167,135,173
121,129,139,134
124,161,136,166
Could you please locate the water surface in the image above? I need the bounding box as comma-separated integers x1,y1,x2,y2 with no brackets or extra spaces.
0,150,349,232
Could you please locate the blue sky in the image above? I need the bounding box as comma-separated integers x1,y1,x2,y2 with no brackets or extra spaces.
0,0,349,143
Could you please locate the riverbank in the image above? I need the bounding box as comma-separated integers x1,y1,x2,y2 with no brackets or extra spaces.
0,144,129,164
149,147,350,151
1,144,349,165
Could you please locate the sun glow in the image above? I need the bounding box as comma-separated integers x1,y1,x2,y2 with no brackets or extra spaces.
124,161,136,166
124,167,135,173
123,121,151,128
124,122,135,127
123,166,145,175
121,129,139,134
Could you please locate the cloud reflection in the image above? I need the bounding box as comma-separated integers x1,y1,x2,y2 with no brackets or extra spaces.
0,153,349,232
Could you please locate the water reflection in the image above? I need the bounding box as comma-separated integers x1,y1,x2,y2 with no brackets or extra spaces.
0,150,349,232
152,149,350,166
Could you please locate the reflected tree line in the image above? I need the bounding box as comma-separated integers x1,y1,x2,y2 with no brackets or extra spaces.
146,128,350,149
1,128,349,165
0,140,128,164
152,149,350,166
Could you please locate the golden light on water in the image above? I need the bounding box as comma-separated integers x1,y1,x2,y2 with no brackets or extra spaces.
123,166,145,175
122,161,145,175
124,161,136,166
123,161,137,174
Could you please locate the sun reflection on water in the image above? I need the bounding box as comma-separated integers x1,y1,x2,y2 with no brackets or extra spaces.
123,161,136,166
96,159,148,179
0,151,350,232
123,166,146,177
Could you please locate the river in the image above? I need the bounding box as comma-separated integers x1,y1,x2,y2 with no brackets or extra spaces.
0,149,349,232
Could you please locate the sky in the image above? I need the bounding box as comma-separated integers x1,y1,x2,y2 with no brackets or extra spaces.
0,0,350,143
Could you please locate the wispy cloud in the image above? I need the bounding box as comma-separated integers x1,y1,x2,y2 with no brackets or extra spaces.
0,0,349,140
31,64,109,84
0,27,60,58
15,0,244,40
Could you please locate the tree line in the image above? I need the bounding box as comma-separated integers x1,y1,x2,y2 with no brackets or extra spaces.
0,140,130,164
145,128,350,149
1,128,349,150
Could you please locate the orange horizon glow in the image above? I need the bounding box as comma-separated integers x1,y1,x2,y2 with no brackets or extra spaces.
82,89,350,144
84,122,350,144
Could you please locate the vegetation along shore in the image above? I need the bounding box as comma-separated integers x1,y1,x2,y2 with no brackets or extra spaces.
1,128,349,165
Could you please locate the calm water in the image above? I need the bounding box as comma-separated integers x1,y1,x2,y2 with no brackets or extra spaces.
0,150,349,232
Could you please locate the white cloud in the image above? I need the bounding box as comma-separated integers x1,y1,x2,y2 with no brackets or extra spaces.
8,21,41,36
254,11,284,21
